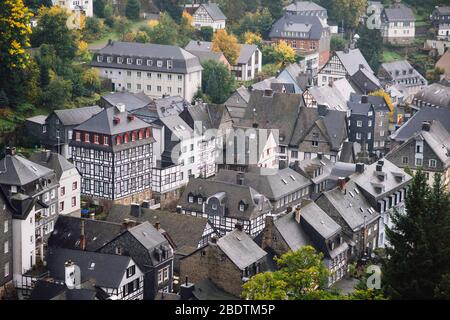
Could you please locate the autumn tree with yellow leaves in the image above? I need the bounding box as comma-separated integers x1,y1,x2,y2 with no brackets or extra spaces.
0,0,33,86
369,89,395,123
243,32,263,46
212,29,241,65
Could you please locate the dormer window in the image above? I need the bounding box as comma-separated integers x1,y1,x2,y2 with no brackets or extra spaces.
97,55,103,62
11,186,17,194
103,136,109,146
124,133,129,143
167,60,173,69
157,60,163,67
127,58,133,64
75,132,81,141
107,56,113,63
145,128,151,138
117,57,123,64
212,203,217,210
238,200,246,212
84,133,90,143
131,132,136,142
188,193,194,203
198,197,203,205
136,58,142,65
147,59,153,66
94,135,99,144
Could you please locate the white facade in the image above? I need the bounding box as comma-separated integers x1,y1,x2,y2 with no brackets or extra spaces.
58,167,81,215
231,49,262,81
98,66,202,103
382,20,415,42
437,23,450,40
53,0,93,17
192,5,226,31
12,213,36,287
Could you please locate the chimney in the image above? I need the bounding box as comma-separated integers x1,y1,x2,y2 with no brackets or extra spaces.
65,260,76,288
5,147,16,156
294,205,301,223
116,103,126,113
356,163,365,174
122,219,136,230
179,277,195,300
422,121,431,132
127,114,135,121
154,221,161,230
318,104,329,116
80,219,86,251
317,152,323,160
235,223,243,231
236,173,245,185
361,95,369,104
113,117,121,125
130,203,141,218
337,177,346,191
359,64,365,70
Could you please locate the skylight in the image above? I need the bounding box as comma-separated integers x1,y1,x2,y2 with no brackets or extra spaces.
290,175,296,181
281,179,287,184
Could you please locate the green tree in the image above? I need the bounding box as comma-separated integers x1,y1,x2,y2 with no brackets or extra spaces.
125,0,141,20
0,90,9,108
201,60,236,104
242,246,331,300
103,4,113,19
234,8,274,39
199,26,214,41
31,6,77,60
356,25,382,68
24,0,52,12
154,0,183,21
382,170,450,299
40,77,73,110
146,12,179,45
332,0,367,29
330,36,348,52
93,0,106,18
261,0,283,21
0,0,33,101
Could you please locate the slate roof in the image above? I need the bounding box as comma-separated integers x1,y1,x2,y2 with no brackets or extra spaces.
0,154,54,186
106,204,209,251
184,41,258,65
274,212,312,251
30,281,98,300
335,49,374,76
216,229,267,270
382,4,415,22
237,44,258,64
380,60,427,84
318,180,380,231
179,178,271,220
128,221,168,250
307,78,355,111
269,14,327,40
196,3,227,21
74,105,151,135
101,92,153,112
52,106,102,126
390,106,450,142
301,201,341,239
91,41,203,74
26,115,47,125
284,1,327,13
48,216,124,252
29,151,76,180
350,67,382,93
214,167,311,200
350,159,412,201
413,83,450,108
192,278,240,300
224,86,251,111
46,248,132,289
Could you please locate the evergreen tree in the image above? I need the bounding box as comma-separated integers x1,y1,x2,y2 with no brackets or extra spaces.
382,171,450,299
125,0,140,20
93,0,105,18
39,63,50,88
201,60,236,104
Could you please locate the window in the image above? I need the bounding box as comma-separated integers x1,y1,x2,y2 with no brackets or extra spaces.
107,56,113,63
127,83,131,89
104,136,109,146
416,145,422,153
157,60,163,67
72,181,78,190
97,55,103,62
356,132,362,140
147,59,153,66
127,71,132,77
75,132,81,141
94,135,99,144
147,85,151,91
84,133,90,143
126,265,136,278
50,204,56,215
379,130,384,137
188,195,194,203
368,120,372,127
291,150,298,158
4,220,8,233
197,197,203,205
167,60,173,69
357,120,363,127
402,156,408,164
117,57,123,64
429,159,437,168
4,262,9,278
71,197,76,207
416,158,423,166
50,189,56,199
367,132,372,140
42,125,47,133
239,204,245,212
178,75,182,81
127,58,132,64
158,266,170,284
137,59,142,65
59,201,64,212
157,86,161,92
4,241,8,254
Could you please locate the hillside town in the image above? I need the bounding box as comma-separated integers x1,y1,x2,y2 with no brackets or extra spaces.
0,0,450,303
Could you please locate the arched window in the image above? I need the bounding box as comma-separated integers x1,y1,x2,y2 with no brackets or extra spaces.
124,133,129,143
116,136,122,145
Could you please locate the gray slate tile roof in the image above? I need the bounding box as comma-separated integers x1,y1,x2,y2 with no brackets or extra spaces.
216,229,267,270
215,167,311,200
192,278,240,300
284,1,327,13
390,106,450,142
0,154,54,186
128,221,168,250
197,3,227,21
52,106,102,126
106,204,209,251
301,201,341,239
274,213,312,251
307,78,355,111
269,14,327,40
335,49,374,76
26,115,47,125
380,60,427,84
29,151,75,181
91,41,203,74
382,4,415,22
101,92,153,112
48,216,124,251
74,105,151,135
413,83,450,108
47,247,132,289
